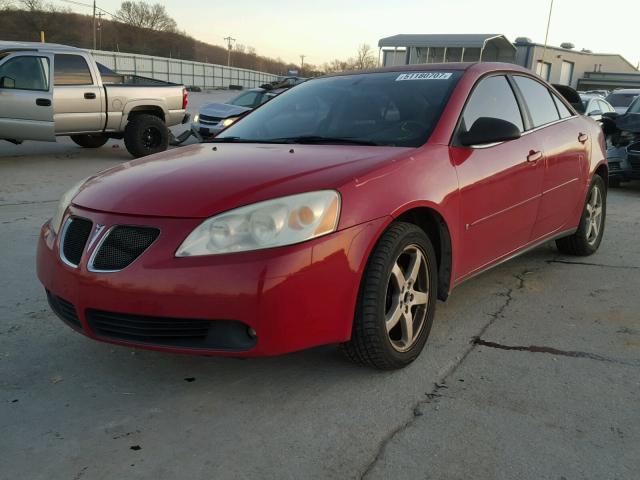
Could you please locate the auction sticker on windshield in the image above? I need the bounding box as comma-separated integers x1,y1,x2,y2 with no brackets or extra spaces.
396,72,453,81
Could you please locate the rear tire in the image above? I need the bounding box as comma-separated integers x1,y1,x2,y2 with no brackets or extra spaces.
556,175,606,256
124,114,169,158
70,134,109,148
341,222,438,370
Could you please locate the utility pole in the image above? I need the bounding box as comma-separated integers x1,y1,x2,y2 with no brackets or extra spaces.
92,0,97,50
540,0,554,72
224,36,236,67
299,54,306,73
96,11,104,50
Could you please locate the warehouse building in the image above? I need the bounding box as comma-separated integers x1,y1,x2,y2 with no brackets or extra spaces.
378,33,639,89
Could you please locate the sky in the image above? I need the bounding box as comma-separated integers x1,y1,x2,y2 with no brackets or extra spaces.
68,0,640,68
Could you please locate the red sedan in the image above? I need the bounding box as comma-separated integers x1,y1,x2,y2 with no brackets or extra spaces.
37,63,608,369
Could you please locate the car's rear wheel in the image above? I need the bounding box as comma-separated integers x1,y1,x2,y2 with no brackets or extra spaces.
70,134,109,148
124,114,169,158
341,222,437,370
556,175,606,256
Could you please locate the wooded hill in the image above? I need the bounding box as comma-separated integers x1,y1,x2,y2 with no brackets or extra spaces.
0,9,297,75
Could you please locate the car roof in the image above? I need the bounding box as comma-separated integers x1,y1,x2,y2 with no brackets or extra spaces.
320,62,532,79
0,41,87,54
610,89,640,94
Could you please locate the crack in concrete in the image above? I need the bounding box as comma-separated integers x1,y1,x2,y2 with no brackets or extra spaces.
473,339,640,367
359,270,531,479
547,259,640,270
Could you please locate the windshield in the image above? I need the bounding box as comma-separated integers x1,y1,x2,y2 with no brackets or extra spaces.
605,93,639,108
230,91,262,107
217,71,462,147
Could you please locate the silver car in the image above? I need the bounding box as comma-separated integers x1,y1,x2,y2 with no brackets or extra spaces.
191,88,283,140
605,89,640,115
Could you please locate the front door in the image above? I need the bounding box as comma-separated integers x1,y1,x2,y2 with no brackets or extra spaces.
452,75,544,280
53,53,104,134
0,52,55,142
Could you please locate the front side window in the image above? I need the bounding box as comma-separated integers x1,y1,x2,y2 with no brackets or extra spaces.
513,76,560,127
218,71,462,147
0,56,50,91
54,54,93,86
461,75,524,132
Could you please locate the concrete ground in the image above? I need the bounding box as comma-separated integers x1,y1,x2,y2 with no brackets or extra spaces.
0,99,638,479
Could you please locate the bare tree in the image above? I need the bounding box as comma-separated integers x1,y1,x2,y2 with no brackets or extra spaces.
352,44,377,70
117,1,177,32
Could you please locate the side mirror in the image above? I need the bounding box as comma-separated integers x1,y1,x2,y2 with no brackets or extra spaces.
602,111,619,120
460,117,521,146
0,76,16,89
589,110,603,116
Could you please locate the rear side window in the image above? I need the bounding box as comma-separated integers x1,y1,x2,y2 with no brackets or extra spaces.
513,76,560,128
54,54,93,86
552,93,573,119
462,75,524,132
0,56,50,91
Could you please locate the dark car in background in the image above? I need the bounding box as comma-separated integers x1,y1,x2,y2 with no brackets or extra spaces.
605,89,640,115
607,96,640,186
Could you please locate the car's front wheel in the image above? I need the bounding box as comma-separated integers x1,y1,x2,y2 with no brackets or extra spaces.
341,222,437,370
556,175,607,256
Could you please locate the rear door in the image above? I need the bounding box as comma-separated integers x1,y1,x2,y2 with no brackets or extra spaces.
451,74,545,278
53,53,104,134
512,75,586,239
0,52,55,141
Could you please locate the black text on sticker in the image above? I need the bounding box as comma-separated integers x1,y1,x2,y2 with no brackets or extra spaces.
396,72,453,81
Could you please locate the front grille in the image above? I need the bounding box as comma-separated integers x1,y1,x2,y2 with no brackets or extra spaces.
47,291,81,329
199,114,221,125
61,217,93,266
628,148,640,177
91,226,159,271
86,311,256,350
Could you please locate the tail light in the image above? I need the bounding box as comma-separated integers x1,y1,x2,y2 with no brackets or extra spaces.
182,88,189,110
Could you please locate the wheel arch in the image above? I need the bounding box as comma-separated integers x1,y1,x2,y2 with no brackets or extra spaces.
392,205,453,301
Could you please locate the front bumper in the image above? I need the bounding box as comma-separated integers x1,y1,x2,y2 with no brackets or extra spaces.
190,120,223,142
37,205,387,357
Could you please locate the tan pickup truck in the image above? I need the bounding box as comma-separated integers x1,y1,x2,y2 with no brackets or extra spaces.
0,41,189,157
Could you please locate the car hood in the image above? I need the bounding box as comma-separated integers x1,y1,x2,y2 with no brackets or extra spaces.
72,143,412,218
199,103,252,119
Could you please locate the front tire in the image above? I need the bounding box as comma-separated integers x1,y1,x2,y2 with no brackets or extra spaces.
341,222,438,370
70,134,109,148
556,175,606,256
124,114,169,158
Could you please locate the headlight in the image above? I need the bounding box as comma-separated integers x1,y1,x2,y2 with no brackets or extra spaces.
176,190,341,257
50,179,87,235
221,117,237,128
193,114,200,123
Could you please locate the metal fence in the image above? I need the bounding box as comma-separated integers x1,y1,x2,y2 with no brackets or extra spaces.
91,50,279,89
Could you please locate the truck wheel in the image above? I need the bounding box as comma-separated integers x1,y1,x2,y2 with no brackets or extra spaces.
70,134,109,148
556,175,606,256
341,222,438,370
124,114,169,158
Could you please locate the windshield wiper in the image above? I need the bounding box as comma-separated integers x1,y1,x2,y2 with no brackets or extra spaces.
266,136,381,146
208,137,281,144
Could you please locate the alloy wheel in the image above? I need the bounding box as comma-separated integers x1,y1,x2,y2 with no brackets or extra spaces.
384,244,430,352
585,185,603,245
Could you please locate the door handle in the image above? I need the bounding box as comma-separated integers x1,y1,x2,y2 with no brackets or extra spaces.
84,92,96,100
35,98,51,107
527,150,543,163
578,133,589,143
